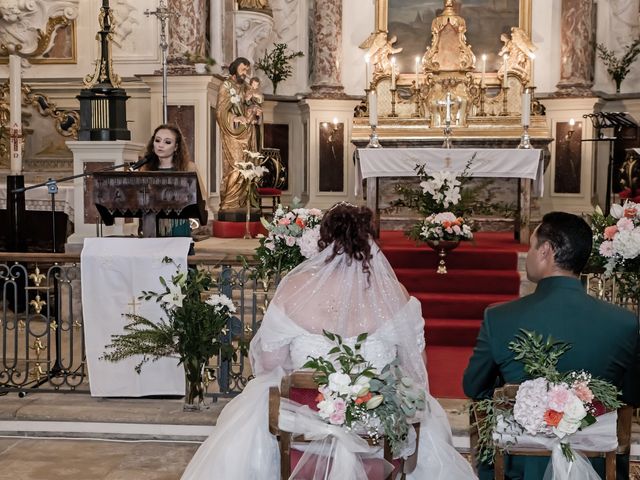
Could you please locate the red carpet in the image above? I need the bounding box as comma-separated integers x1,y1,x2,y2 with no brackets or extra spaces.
378,231,526,398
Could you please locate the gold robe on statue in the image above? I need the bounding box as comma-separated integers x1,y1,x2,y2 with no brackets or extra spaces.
216,79,257,211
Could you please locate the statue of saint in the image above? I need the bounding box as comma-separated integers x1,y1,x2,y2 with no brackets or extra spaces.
216,57,261,212
237,0,270,10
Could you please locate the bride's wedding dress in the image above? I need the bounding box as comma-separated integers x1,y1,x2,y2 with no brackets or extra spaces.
181,242,477,480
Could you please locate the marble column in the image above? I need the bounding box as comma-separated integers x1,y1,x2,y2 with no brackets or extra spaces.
168,0,208,65
309,0,345,97
556,0,595,95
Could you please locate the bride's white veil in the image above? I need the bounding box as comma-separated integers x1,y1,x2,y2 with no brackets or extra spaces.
250,208,428,390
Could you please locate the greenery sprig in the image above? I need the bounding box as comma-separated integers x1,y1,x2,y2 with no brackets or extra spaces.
255,43,304,95
596,39,640,91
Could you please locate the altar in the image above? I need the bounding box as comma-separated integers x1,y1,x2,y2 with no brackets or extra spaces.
356,148,543,243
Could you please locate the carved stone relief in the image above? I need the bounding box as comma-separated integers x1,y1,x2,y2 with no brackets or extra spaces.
0,0,79,55
168,0,208,61
234,11,274,64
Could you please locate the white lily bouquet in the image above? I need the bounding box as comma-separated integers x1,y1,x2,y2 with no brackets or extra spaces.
303,330,426,458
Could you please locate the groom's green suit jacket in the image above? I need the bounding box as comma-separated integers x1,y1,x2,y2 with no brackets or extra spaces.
463,275,640,480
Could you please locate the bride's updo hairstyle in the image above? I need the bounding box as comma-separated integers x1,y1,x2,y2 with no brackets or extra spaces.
318,202,375,276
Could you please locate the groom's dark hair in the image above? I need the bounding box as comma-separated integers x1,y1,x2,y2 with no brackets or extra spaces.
535,212,593,274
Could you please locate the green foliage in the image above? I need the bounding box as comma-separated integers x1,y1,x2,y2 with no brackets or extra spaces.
102,261,244,377
508,330,572,382
596,39,640,87
183,51,216,65
255,43,304,94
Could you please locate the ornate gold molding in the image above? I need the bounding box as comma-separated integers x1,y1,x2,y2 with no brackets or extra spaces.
0,16,76,63
22,84,79,139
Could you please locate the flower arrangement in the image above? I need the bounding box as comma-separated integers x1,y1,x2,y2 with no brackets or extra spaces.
303,330,427,457
238,150,268,207
102,257,244,409
472,330,622,464
418,211,473,243
255,43,304,95
250,203,323,279
396,156,475,244
596,39,640,93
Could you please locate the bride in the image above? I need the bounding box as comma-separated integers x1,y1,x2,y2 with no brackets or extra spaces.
181,203,477,479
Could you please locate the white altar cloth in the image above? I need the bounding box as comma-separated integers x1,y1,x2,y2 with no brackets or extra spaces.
355,148,543,196
81,237,191,397
0,183,75,219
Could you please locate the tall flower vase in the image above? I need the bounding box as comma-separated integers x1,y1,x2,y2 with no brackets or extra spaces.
183,358,207,411
426,239,460,274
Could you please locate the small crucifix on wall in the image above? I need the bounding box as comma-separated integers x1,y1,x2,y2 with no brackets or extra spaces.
127,296,141,315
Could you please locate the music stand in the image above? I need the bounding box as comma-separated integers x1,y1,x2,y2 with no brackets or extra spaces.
583,112,638,213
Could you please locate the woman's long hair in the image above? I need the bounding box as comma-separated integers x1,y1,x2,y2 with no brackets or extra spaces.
141,124,191,171
318,203,375,278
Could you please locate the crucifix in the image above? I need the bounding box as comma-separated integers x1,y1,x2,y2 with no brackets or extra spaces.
437,92,454,148
127,296,141,315
145,1,180,124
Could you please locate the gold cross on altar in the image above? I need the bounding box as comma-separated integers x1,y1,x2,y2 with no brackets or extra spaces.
444,156,452,168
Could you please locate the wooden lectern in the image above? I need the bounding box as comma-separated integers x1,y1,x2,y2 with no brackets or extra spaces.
93,172,208,238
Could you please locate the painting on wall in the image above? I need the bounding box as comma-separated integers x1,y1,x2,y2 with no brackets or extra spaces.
554,121,582,195
387,0,524,74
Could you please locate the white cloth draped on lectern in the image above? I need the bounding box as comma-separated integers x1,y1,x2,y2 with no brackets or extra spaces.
81,237,191,397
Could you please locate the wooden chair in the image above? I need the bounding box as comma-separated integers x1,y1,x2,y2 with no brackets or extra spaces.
268,370,420,480
469,384,633,480
257,187,282,216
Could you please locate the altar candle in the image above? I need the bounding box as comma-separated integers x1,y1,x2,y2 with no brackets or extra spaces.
480,54,486,88
333,117,338,128
365,54,370,89
415,56,420,87
391,56,396,89
503,54,509,89
529,53,536,87
369,90,378,127
521,90,531,126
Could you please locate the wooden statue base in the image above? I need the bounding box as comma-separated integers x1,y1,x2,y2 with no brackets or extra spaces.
212,220,267,238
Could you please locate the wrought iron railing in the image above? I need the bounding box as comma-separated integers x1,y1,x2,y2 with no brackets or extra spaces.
0,253,273,399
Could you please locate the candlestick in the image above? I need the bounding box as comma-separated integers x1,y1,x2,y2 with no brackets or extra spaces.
415,56,420,87
389,88,398,117
521,90,531,126
368,90,378,127
518,125,532,149
480,54,486,88
502,54,509,89
365,54,370,89
500,86,509,116
391,56,396,89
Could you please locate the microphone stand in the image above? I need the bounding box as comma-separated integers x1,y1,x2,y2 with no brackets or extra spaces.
11,161,136,253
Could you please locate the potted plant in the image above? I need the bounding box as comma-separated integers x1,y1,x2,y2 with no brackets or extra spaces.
102,258,245,410
184,52,216,74
596,39,640,93
255,43,304,95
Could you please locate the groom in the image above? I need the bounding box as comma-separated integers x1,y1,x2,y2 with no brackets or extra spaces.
463,212,640,479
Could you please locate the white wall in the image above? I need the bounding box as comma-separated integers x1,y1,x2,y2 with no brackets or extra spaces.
342,0,375,96
531,0,562,95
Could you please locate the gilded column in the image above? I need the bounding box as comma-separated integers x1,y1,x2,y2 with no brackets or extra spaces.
168,0,208,64
309,0,345,97
556,0,595,95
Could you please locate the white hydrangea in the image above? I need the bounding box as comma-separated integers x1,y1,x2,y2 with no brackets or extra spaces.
298,225,321,259
513,377,551,435
611,228,640,259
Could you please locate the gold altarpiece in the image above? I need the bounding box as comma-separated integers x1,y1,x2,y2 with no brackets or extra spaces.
352,0,550,145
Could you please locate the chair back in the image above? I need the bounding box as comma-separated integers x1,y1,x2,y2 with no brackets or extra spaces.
268,370,419,480
475,383,633,480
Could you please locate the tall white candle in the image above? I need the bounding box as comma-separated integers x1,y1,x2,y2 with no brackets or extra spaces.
521,90,531,126
369,91,378,126
480,54,486,88
502,54,509,89
391,56,396,89
529,53,535,87
9,54,22,175
365,54,370,89
415,56,420,87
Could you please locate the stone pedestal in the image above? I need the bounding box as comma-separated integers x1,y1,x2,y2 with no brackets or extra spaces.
66,141,145,247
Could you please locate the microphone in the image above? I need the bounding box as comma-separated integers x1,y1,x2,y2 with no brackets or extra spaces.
130,154,152,171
